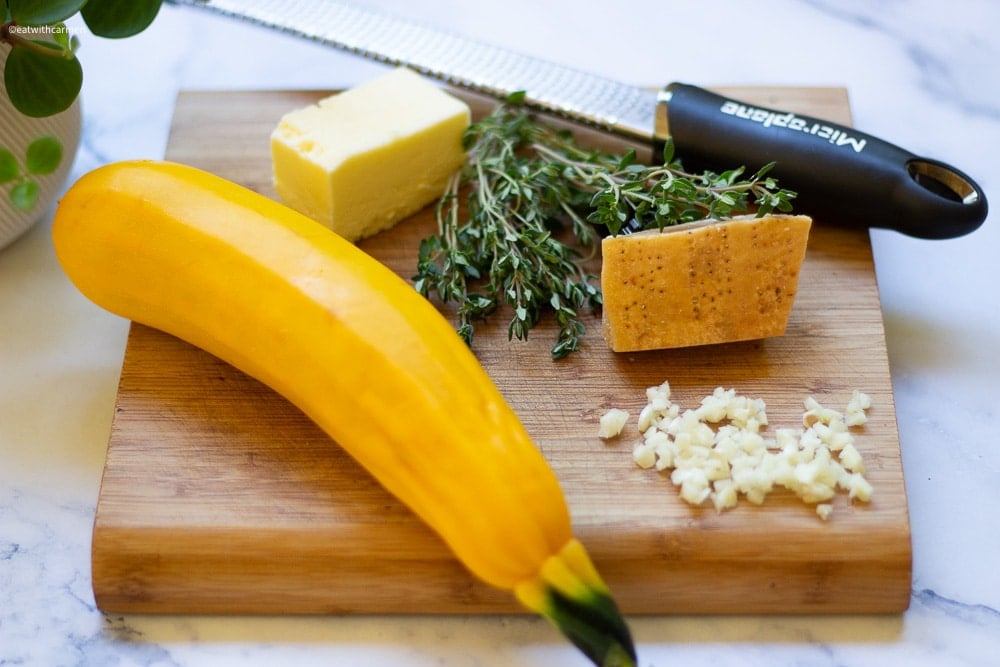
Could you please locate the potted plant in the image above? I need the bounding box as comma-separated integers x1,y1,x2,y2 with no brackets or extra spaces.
1,0,162,250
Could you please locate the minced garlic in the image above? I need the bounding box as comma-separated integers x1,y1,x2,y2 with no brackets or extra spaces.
598,408,631,439
613,382,873,519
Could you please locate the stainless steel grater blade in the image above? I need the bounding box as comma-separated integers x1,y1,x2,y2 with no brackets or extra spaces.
166,0,987,238
166,0,659,143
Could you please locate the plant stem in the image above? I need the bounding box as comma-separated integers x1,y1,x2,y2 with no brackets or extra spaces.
1,22,73,58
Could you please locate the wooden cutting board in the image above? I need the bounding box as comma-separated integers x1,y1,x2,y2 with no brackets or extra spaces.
91,87,911,616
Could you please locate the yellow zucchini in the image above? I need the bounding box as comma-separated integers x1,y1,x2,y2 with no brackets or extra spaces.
53,160,635,667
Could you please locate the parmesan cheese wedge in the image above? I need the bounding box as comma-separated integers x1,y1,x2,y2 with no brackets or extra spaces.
270,67,470,242
600,214,812,352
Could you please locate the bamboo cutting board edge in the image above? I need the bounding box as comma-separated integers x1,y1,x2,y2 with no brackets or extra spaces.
91,87,912,616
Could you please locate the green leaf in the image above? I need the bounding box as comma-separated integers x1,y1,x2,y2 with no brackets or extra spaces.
81,0,163,38
661,136,676,164
506,90,527,105
456,322,474,345
0,149,20,184
26,135,63,175
9,0,87,25
4,43,83,117
753,162,777,180
616,149,637,171
10,180,39,212
52,23,73,51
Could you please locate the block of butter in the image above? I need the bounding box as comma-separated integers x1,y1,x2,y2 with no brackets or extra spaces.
271,67,470,242
601,214,812,352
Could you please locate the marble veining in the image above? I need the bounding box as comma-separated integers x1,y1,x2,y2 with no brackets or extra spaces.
2,0,998,665
807,0,1000,121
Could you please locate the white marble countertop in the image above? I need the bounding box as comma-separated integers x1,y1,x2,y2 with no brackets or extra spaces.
2,1,998,665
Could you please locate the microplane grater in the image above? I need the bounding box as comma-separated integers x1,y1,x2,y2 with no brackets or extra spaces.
167,0,658,142
166,0,987,239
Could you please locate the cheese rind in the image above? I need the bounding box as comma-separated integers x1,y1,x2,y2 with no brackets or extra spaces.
271,68,470,242
601,214,812,352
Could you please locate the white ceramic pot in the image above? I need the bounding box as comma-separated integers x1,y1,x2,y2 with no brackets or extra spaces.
0,43,82,252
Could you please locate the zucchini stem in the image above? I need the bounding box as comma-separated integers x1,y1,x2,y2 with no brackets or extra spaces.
515,539,637,667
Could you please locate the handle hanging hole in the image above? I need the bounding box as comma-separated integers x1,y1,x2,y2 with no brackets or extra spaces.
907,160,980,205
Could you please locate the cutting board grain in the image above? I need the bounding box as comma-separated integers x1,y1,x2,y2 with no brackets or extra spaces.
91,87,911,616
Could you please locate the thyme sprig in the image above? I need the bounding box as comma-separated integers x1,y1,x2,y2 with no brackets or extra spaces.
414,94,796,359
